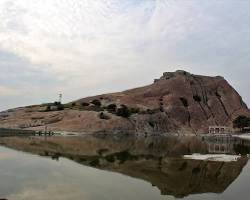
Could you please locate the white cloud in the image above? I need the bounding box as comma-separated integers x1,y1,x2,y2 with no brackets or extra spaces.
0,1,199,74
0,0,249,110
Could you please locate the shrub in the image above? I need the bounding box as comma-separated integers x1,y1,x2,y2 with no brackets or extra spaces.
193,95,201,102
148,121,155,128
105,155,115,163
233,115,250,129
215,91,221,98
81,102,89,107
146,109,160,114
107,104,117,112
45,105,51,112
180,97,188,107
91,99,101,107
99,112,110,120
89,159,100,167
159,106,164,112
57,104,64,111
54,101,61,106
84,106,104,112
116,105,131,118
130,107,140,114
71,102,76,107
146,109,154,114
97,148,109,156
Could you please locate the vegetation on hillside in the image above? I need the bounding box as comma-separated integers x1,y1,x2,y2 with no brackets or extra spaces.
233,115,250,129
116,105,131,118
44,102,64,112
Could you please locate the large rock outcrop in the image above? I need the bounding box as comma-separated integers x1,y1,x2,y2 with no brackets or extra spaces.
0,70,249,134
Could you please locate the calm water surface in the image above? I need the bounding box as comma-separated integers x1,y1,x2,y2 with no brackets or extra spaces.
0,135,250,200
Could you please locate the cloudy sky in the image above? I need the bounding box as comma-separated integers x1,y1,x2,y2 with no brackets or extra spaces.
0,0,249,111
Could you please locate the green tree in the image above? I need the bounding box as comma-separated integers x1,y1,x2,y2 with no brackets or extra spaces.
107,104,117,112
130,107,140,114
45,105,51,112
57,104,64,111
99,112,110,120
54,101,61,106
91,99,101,107
81,102,89,107
233,115,250,129
180,97,188,107
116,105,131,118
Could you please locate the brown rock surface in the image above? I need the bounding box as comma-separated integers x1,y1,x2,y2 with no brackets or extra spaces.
0,70,249,134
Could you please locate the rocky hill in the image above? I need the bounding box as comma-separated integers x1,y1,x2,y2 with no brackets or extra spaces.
0,70,249,134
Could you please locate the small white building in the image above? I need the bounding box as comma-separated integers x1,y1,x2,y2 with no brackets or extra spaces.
209,126,232,134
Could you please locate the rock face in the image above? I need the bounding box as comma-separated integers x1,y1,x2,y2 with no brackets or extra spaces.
0,70,249,134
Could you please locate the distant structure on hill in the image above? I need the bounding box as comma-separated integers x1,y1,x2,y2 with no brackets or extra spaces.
59,93,62,103
208,126,232,134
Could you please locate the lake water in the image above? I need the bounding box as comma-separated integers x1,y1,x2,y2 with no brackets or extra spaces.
0,135,250,200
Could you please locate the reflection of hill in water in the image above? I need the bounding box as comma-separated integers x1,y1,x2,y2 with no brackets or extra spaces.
106,156,248,198
0,135,249,198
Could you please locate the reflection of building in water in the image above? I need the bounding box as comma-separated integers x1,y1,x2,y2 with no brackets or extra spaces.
208,138,233,154
203,136,239,154
209,126,232,134
208,141,233,154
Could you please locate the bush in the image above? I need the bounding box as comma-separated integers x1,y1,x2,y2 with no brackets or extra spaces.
81,102,89,107
54,101,61,106
116,105,131,118
146,109,159,114
233,115,250,129
130,107,140,114
99,112,110,120
71,102,76,107
91,99,101,107
193,95,201,102
215,91,221,98
180,97,188,107
107,104,117,112
89,159,100,167
45,105,51,112
83,105,104,112
105,155,115,163
148,121,155,128
159,106,164,112
57,104,64,111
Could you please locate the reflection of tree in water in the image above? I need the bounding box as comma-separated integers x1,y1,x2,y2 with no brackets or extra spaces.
234,143,250,155
0,135,249,198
